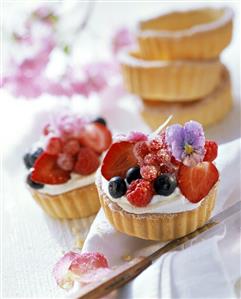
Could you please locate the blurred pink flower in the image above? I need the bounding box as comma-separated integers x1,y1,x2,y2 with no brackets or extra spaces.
112,27,135,55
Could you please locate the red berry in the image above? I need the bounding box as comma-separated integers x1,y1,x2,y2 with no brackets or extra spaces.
43,123,51,136
57,153,75,171
143,153,157,165
159,163,175,174
178,162,219,203
156,149,171,164
45,137,62,155
171,156,181,167
133,141,149,164
126,179,153,207
74,147,100,175
79,123,112,154
101,141,137,180
140,165,159,181
204,140,218,162
31,152,70,184
63,139,81,156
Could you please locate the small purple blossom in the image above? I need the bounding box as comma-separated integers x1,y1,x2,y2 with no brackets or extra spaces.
166,121,205,167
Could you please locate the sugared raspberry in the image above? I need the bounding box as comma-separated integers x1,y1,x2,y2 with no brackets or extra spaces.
159,163,175,175
156,149,171,164
126,179,153,207
204,140,218,162
45,137,62,155
143,153,157,165
43,123,51,136
149,137,162,152
140,165,159,181
63,139,81,156
74,147,100,175
57,153,75,171
133,141,149,164
171,156,181,166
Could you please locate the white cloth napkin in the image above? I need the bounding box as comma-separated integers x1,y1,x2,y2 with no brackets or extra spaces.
81,138,241,298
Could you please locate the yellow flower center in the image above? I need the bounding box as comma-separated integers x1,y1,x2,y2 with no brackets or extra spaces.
184,144,194,155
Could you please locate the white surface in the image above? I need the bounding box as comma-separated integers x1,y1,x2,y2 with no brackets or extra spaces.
1,1,241,298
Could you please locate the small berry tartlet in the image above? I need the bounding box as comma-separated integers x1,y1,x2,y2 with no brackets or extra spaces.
24,113,112,219
96,121,219,241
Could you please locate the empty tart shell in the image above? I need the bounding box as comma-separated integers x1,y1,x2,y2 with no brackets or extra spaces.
96,173,218,241
30,183,100,219
120,49,222,101
141,66,232,129
137,7,233,60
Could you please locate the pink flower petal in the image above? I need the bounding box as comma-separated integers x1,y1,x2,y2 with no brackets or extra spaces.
53,251,81,288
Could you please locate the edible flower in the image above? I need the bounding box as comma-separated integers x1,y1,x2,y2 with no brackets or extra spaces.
166,121,205,167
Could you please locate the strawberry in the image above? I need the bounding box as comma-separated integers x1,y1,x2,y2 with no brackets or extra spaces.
126,179,153,207
204,140,218,162
45,137,62,155
178,162,219,203
79,123,112,154
31,152,70,184
101,141,137,180
74,147,100,175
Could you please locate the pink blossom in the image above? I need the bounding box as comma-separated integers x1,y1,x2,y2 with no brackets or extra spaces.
112,27,135,55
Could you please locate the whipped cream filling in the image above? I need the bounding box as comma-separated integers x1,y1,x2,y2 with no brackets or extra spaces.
38,172,96,195
101,175,203,214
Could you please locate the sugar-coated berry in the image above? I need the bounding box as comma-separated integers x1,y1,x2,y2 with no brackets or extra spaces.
93,117,107,126
28,148,43,168
126,166,141,184
46,137,62,155
63,139,81,155
154,174,177,196
26,173,44,189
57,153,74,171
126,179,153,207
108,176,127,198
140,165,159,181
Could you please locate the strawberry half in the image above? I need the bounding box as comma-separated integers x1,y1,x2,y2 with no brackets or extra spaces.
74,147,100,175
178,162,219,203
101,141,138,180
79,123,112,154
31,152,70,184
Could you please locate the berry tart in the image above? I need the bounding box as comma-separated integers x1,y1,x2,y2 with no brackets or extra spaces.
96,121,219,241
24,114,112,219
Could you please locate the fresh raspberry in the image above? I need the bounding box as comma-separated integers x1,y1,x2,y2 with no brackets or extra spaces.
126,179,153,207
63,139,81,156
45,137,62,155
57,153,75,171
133,141,149,164
74,147,100,175
204,140,218,162
140,165,159,181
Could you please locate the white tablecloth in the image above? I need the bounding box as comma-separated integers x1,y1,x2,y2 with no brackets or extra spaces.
1,1,240,298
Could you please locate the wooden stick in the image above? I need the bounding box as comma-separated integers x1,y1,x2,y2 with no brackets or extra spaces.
74,201,240,299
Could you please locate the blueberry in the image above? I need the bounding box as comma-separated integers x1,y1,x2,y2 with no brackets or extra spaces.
26,173,44,189
126,166,141,184
154,174,177,196
93,117,107,126
23,153,33,169
26,147,43,168
108,176,127,198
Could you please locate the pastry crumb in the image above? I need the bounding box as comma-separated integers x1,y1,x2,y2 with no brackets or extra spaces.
122,254,132,262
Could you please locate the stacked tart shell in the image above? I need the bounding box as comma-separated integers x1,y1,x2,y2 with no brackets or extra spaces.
120,7,234,129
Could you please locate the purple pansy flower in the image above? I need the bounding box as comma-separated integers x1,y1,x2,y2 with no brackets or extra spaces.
166,121,205,167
